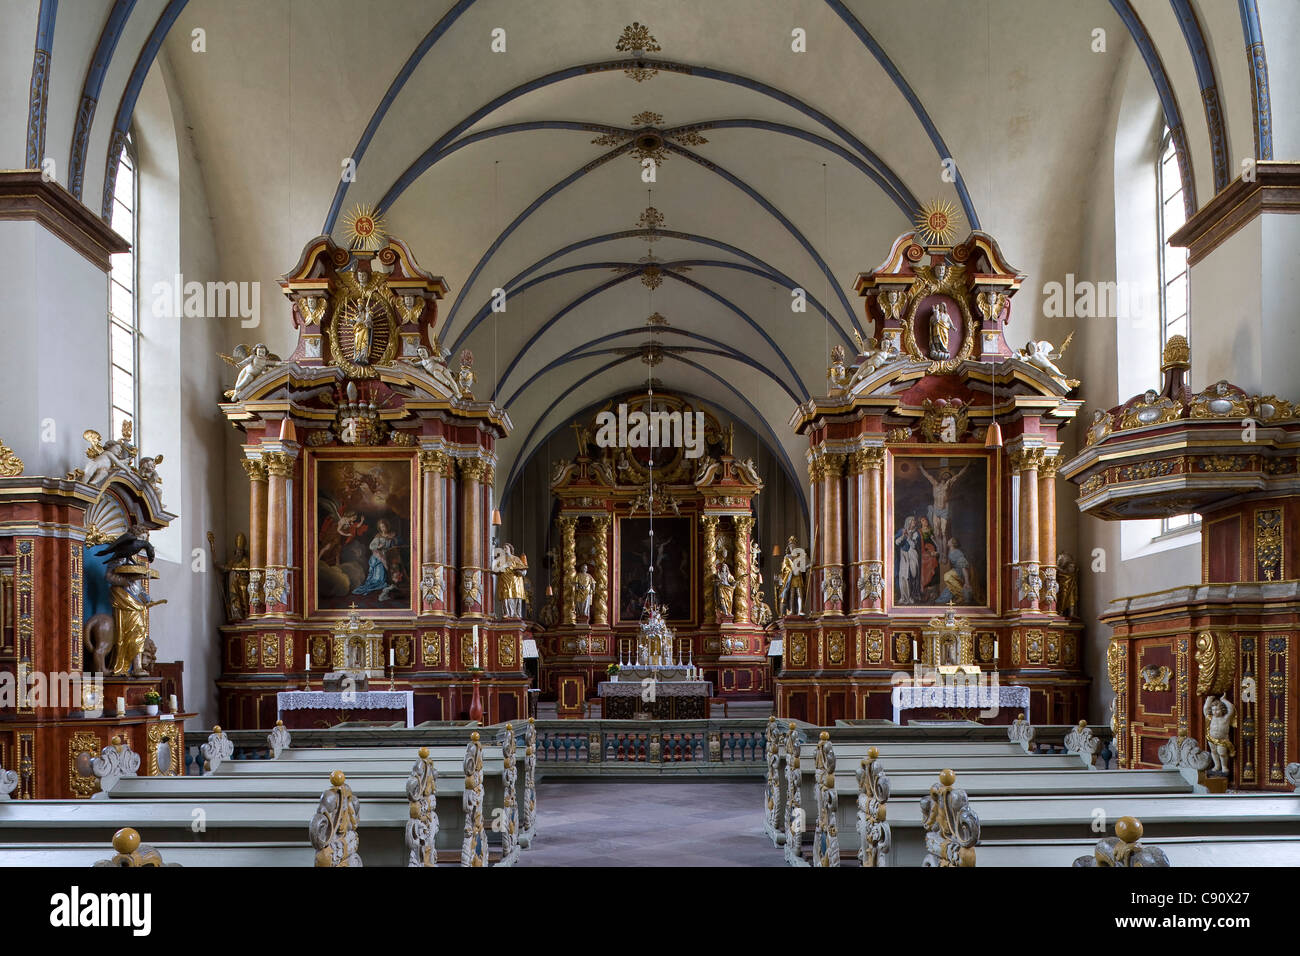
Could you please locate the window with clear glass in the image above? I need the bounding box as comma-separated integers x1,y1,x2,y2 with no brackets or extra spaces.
109,132,138,442
1157,128,1197,534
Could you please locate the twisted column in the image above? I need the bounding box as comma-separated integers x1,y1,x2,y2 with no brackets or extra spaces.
592,515,610,626
559,515,577,626
734,515,753,624
701,514,719,620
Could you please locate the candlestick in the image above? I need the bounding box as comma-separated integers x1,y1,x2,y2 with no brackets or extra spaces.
993,639,999,663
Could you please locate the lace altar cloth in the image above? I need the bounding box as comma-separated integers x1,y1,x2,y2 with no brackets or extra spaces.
277,690,415,728
891,683,1029,724
598,680,713,698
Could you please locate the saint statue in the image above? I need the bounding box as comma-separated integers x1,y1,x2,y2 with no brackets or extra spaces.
1056,552,1079,617
208,531,250,623
351,295,375,365
777,536,807,616
928,302,954,360
106,564,164,675
493,543,528,619
714,561,736,618
570,564,596,620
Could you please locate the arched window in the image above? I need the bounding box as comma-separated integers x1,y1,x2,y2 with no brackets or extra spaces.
1156,128,1195,534
109,131,139,441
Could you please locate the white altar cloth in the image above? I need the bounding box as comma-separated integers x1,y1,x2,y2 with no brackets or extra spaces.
891,683,1029,725
276,690,415,728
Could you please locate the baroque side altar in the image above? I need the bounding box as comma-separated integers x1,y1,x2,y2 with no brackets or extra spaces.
214,234,529,727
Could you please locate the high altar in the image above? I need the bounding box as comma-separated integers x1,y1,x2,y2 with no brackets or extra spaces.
214,234,530,728
540,392,769,714
1063,336,1300,789
776,227,1089,724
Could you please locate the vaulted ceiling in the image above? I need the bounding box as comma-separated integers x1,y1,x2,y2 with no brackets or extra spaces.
16,0,1277,501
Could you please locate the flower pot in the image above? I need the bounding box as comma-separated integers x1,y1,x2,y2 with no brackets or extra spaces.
145,704,159,716
610,674,619,682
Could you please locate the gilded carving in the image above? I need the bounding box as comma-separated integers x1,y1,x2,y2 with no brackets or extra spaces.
499,634,517,667
147,722,183,777
422,632,442,666
1025,629,1043,664
1255,509,1283,581
893,633,911,664
1189,381,1252,419
0,438,24,477
1140,664,1172,692
1119,391,1183,429
1195,630,1237,695
68,731,102,797
788,633,808,667
827,632,846,665
262,634,279,669
864,629,884,664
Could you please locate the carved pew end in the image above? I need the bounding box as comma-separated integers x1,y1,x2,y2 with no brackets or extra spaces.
1072,816,1171,867
93,827,177,867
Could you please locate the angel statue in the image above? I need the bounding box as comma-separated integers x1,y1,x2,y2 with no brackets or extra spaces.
136,454,164,488
81,427,134,486
403,345,461,397
1017,333,1080,388
850,335,900,382
220,343,283,398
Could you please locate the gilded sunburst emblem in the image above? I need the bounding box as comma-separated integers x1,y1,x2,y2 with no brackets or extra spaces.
913,198,962,246
342,203,386,252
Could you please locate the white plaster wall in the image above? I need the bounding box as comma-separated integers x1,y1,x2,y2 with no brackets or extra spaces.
0,0,39,168
132,54,227,727
1257,0,1300,160
0,219,111,476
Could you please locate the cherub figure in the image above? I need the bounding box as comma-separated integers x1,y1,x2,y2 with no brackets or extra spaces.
136,454,164,488
1017,333,1080,387
403,345,461,397
82,427,134,486
220,343,283,398
1203,694,1235,775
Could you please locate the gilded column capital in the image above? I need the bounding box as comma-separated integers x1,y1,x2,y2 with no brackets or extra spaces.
263,452,294,478
1039,455,1059,479
700,513,719,531
592,514,610,531
558,514,578,530
241,457,267,482
849,448,885,474
822,453,845,480
808,458,825,483
419,450,449,474
484,465,495,487
735,515,754,534
1009,447,1045,472
459,458,488,483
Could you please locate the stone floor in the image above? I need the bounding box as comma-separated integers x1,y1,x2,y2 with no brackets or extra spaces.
519,780,783,866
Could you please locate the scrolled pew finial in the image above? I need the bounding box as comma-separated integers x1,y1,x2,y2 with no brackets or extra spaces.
1064,719,1101,765
93,827,178,867
763,717,786,846
920,768,979,867
202,725,234,774
1008,712,1034,749
856,747,891,867
406,747,439,867
813,732,839,867
520,718,538,847
311,770,361,867
1072,816,1171,867
268,719,292,759
461,732,488,866
495,723,521,866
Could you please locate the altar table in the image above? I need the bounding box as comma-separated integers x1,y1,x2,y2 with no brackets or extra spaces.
276,690,415,729
597,680,712,719
891,683,1030,726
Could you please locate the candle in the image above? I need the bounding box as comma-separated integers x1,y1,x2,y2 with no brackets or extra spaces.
305,651,311,671
116,696,127,716
472,624,480,668
389,647,395,667
912,639,919,662
993,639,999,661
169,694,178,712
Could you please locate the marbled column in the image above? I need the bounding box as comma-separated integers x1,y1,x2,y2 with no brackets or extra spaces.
734,515,753,624
592,514,610,627
241,456,268,615
807,456,825,612
559,515,577,625
458,458,488,616
851,447,887,611
701,514,719,621
262,451,295,613
820,454,845,614
418,450,448,613
1038,455,1059,613
1012,447,1044,610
